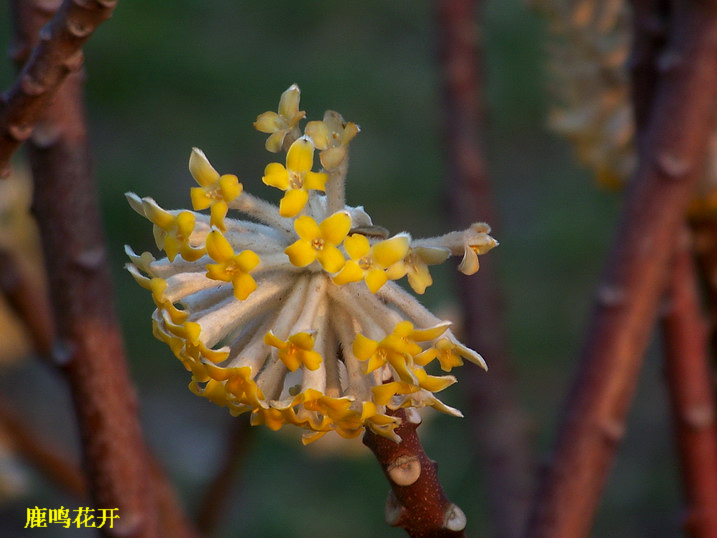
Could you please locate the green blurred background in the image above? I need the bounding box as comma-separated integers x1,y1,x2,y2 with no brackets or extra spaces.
0,1,680,537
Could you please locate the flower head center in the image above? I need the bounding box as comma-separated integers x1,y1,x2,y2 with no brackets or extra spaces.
358,256,373,270
288,170,304,189
376,348,388,361
311,238,325,251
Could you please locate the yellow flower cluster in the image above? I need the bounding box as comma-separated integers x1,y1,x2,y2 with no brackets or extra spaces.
126,85,497,444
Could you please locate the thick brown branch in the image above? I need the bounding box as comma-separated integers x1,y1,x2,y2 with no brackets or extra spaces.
0,248,55,356
196,416,252,535
0,397,86,499
527,1,717,536
363,409,466,537
0,0,117,177
661,231,717,537
10,2,197,537
436,1,534,537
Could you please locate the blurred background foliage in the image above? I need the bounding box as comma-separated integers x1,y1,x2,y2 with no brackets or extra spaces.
0,1,680,536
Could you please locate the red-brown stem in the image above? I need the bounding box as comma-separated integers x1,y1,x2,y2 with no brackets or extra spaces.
692,219,717,352
0,0,117,177
10,1,197,536
0,248,55,356
661,231,717,537
526,1,717,536
196,416,252,535
363,409,466,537
0,397,86,499
436,1,534,537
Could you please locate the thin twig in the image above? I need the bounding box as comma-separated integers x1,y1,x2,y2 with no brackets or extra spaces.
0,397,86,499
526,1,717,536
363,409,467,537
436,1,534,537
661,230,717,537
0,0,117,177
0,248,55,356
196,415,253,536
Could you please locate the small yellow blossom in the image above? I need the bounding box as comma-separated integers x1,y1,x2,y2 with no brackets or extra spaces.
284,212,350,273
333,233,409,293
458,223,499,275
189,148,242,231
385,246,450,295
305,110,360,169
264,331,323,371
416,337,485,372
253,84,306,152
205,230,260,300
262,137,328,217
140,199,204,262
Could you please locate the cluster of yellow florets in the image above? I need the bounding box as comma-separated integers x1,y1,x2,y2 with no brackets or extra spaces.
126,85,497,444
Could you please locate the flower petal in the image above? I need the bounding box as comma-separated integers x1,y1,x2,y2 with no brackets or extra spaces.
190,187,212,211
209,200,229,230
232,272,257,300
285,239,316,267
262,163,289,190
316,244,346,273
365,268,388,294
287,138,314,173
279,188,310,217
305,120,330,150
407,263,432,294
294,216,322,241
372,234,410,268
219,174,242,201
416,246,451,265
253,111,283,133
411,321,451,342
320,211,351,245
352,334,379,360
319,146,347,170
265,131,286,153
289,332,315,350
304,171,328,192
458,248,480,275
332,260,364,285
236,250,261,272
264,331,287,350
189,148,220,187
278,84,301,120
206,230,234,262
344,233,371,260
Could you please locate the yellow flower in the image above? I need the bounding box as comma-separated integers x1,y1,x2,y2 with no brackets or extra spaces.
264,331,323,371
353,321,450,383
305,110,360,169
140,198,205,262
459,223,499,275
253,84,306,152
385,246,450,295
262,137,328,217
205,230,260,300
189,148,242,231
416,338,483,372
333,233,410,293
284,212,350,273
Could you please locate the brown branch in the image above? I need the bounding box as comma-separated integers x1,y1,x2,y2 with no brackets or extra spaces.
196,415,253,536
436,1,534,537
10,2,198,537
526,1,717,536
363,409,466,537
0,248,55,356
0,397,86,499
0,0,117,177
661,230,717,537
